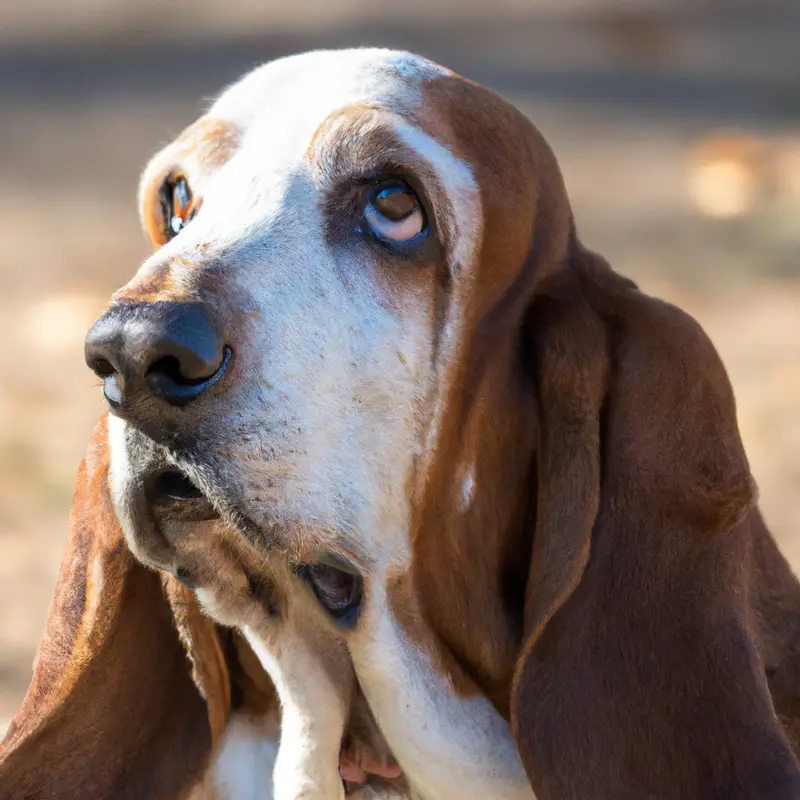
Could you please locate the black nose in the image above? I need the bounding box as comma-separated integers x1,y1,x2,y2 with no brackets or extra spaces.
85,302,231,408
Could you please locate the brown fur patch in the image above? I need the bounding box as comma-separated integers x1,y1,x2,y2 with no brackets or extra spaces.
163,575,232,746
228,630,279,716
110,259,186,304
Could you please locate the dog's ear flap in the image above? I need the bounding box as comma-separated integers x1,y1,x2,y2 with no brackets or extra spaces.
517,268,608,647
510,249,800,797
0,416,231,799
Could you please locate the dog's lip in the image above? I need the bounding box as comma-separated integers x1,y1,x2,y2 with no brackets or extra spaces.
145,468,220,522
137,458,275,550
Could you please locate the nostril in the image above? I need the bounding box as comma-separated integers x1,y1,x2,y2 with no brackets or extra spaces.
148,355,190,385
85,334,121,380
84,338,123,407
146,345,232,406
91,357,116,378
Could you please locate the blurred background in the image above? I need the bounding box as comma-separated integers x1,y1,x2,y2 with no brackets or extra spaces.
1,0,799,730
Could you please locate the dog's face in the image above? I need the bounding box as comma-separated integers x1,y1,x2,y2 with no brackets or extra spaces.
89,49,563,594
77,46,765,800
92,51,463,576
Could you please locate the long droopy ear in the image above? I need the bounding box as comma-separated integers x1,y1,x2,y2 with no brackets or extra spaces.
0,416,231,799
511,242,800,798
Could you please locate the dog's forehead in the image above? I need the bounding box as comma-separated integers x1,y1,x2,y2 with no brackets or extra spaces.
136,47,559,307
209,48,449,157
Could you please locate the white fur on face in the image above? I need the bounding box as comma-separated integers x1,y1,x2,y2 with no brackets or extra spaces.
111,48,534,800
459,471,476,512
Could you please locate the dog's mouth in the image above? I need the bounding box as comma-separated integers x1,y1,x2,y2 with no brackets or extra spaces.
145,468,220,523
126,460,405,794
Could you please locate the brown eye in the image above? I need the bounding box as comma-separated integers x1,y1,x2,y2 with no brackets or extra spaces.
161,175,194,240
375,186,416,220
364,181,426,243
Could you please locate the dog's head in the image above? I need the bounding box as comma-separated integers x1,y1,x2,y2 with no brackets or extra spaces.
85,48,570,598
9,48,774,800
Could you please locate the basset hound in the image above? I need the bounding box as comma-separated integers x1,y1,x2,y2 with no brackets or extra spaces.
2,48,800,800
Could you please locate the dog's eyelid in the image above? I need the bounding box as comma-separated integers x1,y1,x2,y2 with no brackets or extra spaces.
315,550,361,575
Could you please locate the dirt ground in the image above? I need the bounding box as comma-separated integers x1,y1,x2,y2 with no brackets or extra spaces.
1,0,799,730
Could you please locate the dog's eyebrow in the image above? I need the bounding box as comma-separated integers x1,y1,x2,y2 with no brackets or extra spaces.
306,105,423,181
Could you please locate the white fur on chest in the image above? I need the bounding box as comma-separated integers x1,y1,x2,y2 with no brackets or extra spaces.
188,712,279,800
